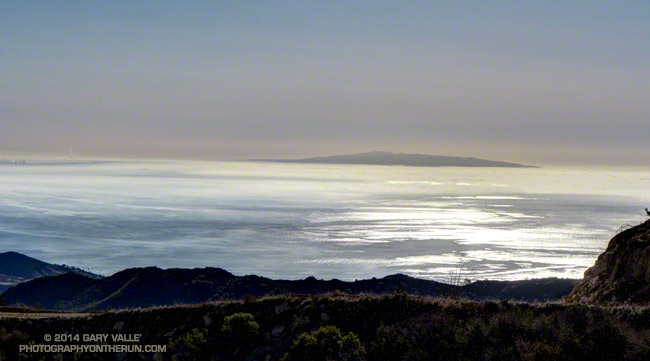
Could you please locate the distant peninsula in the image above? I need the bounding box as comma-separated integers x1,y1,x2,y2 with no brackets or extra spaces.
252,151,536,168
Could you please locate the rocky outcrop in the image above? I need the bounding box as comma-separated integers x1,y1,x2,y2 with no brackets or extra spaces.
568,220,650,303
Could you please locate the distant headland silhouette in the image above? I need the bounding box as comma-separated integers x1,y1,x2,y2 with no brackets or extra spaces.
252,151,536,168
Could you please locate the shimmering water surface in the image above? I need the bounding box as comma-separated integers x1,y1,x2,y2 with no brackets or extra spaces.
1,161,648,281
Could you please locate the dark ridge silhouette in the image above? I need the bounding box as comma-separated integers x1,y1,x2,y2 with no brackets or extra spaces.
1,265,575,311
0,251,99,292
252,151,536,168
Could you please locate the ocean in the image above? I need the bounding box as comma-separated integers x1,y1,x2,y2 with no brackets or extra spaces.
1,160,648,281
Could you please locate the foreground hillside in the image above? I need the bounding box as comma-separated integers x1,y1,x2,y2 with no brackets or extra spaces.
1,266,575,311
1,294,649,361
0,251,99,292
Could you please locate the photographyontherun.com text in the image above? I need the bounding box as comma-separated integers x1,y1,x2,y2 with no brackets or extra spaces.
20,333,166,354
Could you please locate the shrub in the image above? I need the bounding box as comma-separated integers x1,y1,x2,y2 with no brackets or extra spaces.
281,325,365,361
169,328,209,361
393,283,407,297
222,312,260,339
369,314,458,361
222,312,261,360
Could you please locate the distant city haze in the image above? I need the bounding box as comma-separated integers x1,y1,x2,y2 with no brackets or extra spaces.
1,1,649,166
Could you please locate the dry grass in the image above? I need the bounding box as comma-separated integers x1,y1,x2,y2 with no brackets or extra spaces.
1,294,649,360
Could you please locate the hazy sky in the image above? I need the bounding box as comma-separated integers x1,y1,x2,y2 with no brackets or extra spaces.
1,1,649,165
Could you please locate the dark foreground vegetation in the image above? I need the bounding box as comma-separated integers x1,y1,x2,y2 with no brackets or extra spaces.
1,293,649,361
